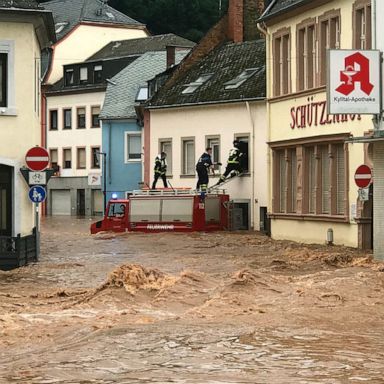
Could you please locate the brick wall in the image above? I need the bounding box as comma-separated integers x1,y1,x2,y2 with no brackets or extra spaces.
228,0,244,42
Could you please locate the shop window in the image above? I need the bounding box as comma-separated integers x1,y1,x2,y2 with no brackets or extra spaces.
77,147,86,169
77,107,86,129
319,11,341,86
353,0,371,49
182,138,195,175
297,21,316,91
91,147,100,169
91,106,100,128
160,139,172,175
273,142,347,218
125,132,142,161
273,29,290,96
49,110,58,130
63,148,72,169
63,108,72,129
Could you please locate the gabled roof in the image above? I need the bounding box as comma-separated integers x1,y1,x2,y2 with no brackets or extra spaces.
44,0,144,40
100,50,189,120
87,34,195,61
0,0,41,8
149,40,266,109
258,0,310,22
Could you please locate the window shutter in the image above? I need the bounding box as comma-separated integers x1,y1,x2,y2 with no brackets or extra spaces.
279,151,286,213
336,144,345,215
321,146,330,214
291,149,297,212
308,147,316,214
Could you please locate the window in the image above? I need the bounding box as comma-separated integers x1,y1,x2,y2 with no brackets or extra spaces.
55,22,68,34
64,68,74,86
77,147,86,169
206,137,220,171
272,141,347,218
63,108,72,129
49,110,58,130
91,106,100,128
77,107,86,129
224,68,261,90
235,135,250,173
125,133,142,161
160,139,172,175
135,86,148,101
0,53,6,108
91,147,100,169
182,138,195,175
182,74,213,94
80,67,88,84
319,11,341,86
353,1,371,49
273,30,290,96
63,148,72,169
49,149,58,169
94,65,102,83
297,21,316,91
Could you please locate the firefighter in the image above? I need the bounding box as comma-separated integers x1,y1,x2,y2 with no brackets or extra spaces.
196,147,214,192
152,152,168,189
217,140,244,185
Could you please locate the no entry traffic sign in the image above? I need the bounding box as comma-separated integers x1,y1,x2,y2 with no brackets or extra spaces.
25,147,49,171
354,165,372,188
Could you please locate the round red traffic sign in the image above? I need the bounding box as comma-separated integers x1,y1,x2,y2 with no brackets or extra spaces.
354,164,372,188
25,146,50,171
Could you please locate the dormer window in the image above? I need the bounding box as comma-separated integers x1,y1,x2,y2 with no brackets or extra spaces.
182,73,213,94
106,12,115,20
224,68,261,90
94,65,102,83
135,86,148,102
64,68,74,86
80,67,88,84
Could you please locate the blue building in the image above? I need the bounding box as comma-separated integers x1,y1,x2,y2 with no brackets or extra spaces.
100,50,190,201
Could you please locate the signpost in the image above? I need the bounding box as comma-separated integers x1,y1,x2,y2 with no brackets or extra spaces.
354,164,372,188
25,146,50,171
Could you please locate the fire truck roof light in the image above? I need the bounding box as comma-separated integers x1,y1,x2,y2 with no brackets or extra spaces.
112,193,118,199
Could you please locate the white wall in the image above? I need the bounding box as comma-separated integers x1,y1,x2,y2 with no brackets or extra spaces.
47,91,104,177
47,25,148,84
149,101,268,230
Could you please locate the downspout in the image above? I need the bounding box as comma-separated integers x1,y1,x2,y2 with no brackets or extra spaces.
245,101,255,230
372,0,377,50
108,122,112,185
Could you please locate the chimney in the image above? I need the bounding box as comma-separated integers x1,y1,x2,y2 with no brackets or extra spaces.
227,0,244,43
244,0,262,41
166,46,176,69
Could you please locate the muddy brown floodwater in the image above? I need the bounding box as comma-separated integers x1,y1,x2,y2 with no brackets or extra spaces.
1,217,384,383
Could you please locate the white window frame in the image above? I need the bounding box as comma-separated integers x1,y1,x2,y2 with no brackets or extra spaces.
0,41,16,116
181,138,195,175
159,138,172,176
124,132,142,163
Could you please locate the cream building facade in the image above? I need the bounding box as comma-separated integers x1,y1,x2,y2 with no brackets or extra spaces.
259,0,373,247
0,2,55,236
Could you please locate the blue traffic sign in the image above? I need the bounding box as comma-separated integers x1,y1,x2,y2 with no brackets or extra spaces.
28,185,46,204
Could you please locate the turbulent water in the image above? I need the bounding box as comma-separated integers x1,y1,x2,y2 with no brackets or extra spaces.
0,217,384,383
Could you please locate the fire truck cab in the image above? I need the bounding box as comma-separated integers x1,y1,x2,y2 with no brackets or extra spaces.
91,189,230,234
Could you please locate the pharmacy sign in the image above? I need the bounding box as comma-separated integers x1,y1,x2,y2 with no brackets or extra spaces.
328,50,381,114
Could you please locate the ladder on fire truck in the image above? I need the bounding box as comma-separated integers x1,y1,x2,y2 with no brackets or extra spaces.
130,188,227,196
208,172,244,192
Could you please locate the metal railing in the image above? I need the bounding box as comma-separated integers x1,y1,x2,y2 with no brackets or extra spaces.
131,189,227,196
0,228,38,271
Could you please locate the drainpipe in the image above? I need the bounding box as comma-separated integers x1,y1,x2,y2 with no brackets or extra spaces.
246,101,255,230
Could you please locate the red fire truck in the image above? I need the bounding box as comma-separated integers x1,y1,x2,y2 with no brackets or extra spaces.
90,189,230,234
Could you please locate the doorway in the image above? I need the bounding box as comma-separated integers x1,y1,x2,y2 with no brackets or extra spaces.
77,189,85,216
0,165,12,236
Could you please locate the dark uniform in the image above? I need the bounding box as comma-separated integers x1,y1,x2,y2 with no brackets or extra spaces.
196,152,213,192
152,154,167,189
217,142,244,185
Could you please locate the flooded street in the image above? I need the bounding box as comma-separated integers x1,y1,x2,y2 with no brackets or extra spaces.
1,217,384,383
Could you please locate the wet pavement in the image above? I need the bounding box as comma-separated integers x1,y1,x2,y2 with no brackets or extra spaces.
1,217,384,383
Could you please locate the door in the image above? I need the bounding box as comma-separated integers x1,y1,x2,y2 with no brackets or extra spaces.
77,189,85,216
51,190,71,215
0,165,12,236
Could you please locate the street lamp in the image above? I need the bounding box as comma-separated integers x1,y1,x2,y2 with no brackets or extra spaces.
97,151,107,213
